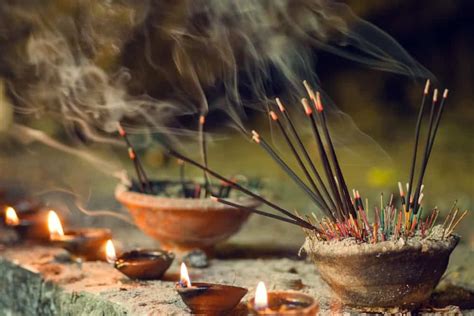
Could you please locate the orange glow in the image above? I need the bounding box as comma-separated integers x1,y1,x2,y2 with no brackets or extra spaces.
180,262,192,287
255,281,268,310
48,210,64,239
5,207,20,226
105,239,117,263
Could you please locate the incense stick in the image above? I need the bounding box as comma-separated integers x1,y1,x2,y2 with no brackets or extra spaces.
269,110,333,217
211,196,316,230
168,149,315,229
117,123,152,193
199,115,211,196
406,79,430,212
252,131,329,213
301,97,345,220
275,98,337,212
314,92,355,217
413,89,449,213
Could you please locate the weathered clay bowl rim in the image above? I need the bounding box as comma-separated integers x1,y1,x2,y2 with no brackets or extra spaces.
177,282,248,293
304,234,459,257
115,183,259,211
115,249,175,267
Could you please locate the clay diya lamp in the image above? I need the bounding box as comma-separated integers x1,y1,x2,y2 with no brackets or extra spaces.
3,206,50,241
176,262,248,315
247,282,318,315
115,182,259,255
304,231,460,310
105,240,175,280
48,211,112,261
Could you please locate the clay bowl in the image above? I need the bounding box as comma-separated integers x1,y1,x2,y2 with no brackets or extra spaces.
115,183,259,254
247,291,319,315
177,282,248,315
50,228,112,261
114,249,175,280
304,234,459,310
13,209,51,241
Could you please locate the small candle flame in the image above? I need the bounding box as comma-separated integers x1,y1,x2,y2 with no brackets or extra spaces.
48,210,64,239
254,281,268,310
180,262,192,287
105,239,117,263
5,207,20,226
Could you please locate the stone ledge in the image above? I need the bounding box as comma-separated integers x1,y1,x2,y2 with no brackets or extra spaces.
0,243,473,315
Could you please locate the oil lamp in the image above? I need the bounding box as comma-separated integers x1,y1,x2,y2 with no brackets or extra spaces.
105,239,175,280
3,206,50,241
176,262,248,315
48,211,111,261
247,281,318,315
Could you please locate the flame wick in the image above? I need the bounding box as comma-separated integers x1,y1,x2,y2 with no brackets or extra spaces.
254,281,268,310
5,207,20,226
180,262,192,287
48,210,64,238
105,239,117,264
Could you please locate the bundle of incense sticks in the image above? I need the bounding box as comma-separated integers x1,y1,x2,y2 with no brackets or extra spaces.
166,80,468,242
117,122,239,199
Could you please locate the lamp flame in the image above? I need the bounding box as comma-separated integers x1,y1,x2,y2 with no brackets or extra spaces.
105,239,117,263
180,262,192,287
5,207,20,226
255,281,268,310
48,210,64,239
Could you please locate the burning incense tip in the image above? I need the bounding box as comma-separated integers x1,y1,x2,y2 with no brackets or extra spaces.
252,134,261,143
128,148,136,160
316,92,324,112
199,115,206,125
275,98,285,112
424,79,431,94
303,80,316,100
269,111,278,121
398,182,404,196
210,196,218,202
251,130,258,137
117,122,126,137
301,98,313,115
433,89,438,102
418,193,424,205
443,89,449,99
